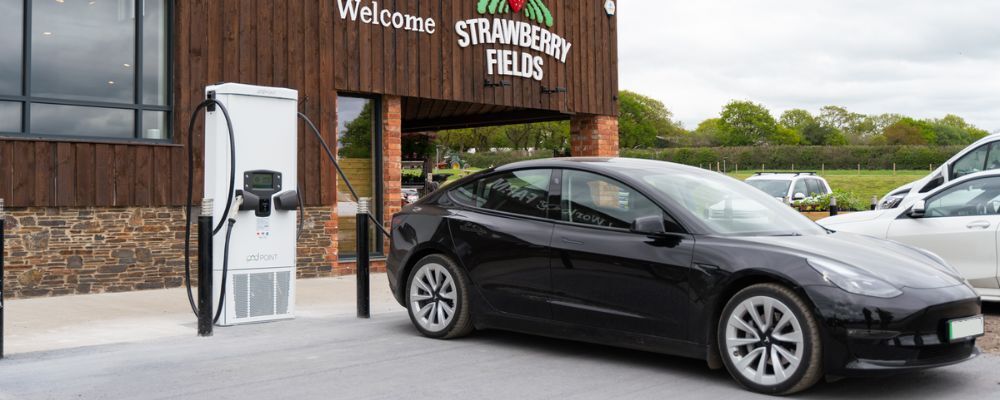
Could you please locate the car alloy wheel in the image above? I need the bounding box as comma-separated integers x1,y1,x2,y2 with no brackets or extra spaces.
409,263,457,333
725,295,803,386
405,254,473,339
718,283,822,395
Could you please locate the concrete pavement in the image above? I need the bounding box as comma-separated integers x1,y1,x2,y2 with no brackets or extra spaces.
2,273,399,354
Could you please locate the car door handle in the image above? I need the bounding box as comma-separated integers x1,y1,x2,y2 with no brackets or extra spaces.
561,237,585,245
966,221,991,229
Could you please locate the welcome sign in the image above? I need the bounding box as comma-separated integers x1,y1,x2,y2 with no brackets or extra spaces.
335,0,573,83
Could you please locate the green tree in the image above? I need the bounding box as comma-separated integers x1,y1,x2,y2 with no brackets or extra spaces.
770,126,803,145
682,118,724,147
718,100,778,146
779,109,815,132
884,118,936,145
802,123,847,145
618,90,682,148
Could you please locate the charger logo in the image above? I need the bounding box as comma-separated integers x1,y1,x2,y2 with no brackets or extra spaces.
478,0,553,27
246,253,278,263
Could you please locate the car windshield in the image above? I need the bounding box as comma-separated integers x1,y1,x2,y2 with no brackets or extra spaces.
639,170,827,236
745,179,791,198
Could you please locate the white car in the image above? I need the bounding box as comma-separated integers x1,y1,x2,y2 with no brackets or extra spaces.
820,169,1000,301
745,172,832,202
878,133,1000,210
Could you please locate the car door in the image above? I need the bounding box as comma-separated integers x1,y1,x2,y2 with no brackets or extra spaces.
886,176,1000,289
447,169,557,320
549,169,695,339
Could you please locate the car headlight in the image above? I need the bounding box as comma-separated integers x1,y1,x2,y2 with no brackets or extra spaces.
808,259,903,298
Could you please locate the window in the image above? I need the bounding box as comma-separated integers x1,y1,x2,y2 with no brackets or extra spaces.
924,177,1000,218
792,179,808,197
745,180,790,198
951,145,989,180
806,179,824,196
337,95,382,260
449,170,552,219
562,170,663,230
452,180,484,208
0,0,170,139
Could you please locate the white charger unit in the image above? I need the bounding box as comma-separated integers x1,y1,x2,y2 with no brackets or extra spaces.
204,83,299,326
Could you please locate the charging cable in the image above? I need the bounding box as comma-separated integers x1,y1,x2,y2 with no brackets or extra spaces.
297,112,390,238
213,195,243,323
183,97,238,318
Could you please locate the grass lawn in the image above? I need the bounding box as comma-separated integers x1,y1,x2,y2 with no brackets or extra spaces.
727,169,929,203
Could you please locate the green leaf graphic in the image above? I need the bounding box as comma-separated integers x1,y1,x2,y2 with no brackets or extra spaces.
477,0,555,28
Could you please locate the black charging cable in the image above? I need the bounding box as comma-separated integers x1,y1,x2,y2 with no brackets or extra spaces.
297,112,390,238
183,98,238,318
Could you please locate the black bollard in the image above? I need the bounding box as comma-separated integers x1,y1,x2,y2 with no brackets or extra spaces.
871,196,878,211
357,198,370,319
198,199,214,337
1,198,5,359
829,196,839,217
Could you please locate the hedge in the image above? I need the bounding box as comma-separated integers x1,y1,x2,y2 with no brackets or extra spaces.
619,145,965,170
459,146,964,170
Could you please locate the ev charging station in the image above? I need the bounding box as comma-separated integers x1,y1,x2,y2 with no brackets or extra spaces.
204,83,300,326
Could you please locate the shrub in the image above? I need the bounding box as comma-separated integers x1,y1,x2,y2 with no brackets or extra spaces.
794,190,868,212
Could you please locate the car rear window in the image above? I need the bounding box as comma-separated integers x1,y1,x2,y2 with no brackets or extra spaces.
450,169,552,219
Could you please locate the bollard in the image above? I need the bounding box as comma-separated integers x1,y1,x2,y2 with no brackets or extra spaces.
198,199,214,337
871,196,878,211
0,198,5,360
829,196,839,217
357,198,371,319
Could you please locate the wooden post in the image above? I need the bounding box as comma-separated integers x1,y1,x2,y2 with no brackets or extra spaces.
857,164,861,175
893,163,896,175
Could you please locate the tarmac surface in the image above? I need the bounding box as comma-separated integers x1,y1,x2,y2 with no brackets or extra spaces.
1,275,999,399
2,312,1000,398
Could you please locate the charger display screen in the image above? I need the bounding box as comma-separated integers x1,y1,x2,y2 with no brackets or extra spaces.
250,173,274,190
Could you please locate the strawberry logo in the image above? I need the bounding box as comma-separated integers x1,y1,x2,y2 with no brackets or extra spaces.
508,0,526,13
477,0,554,28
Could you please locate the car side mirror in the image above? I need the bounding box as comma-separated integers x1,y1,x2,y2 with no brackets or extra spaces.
631,215,666,235
909,200,927,218
792,192,806,201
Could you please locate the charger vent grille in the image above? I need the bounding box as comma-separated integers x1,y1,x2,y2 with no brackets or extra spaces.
233,270,292,320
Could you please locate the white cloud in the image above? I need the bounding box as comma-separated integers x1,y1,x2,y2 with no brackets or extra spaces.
618,1,1000,131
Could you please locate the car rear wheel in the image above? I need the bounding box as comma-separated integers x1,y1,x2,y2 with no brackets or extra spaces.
718,283,823,395
406,254,473,339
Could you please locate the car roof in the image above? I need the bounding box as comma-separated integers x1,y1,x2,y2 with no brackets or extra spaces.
745,173,823,180
495,157,705,175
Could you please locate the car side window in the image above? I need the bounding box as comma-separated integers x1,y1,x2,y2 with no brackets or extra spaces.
792,179,808,197
805,179,823,196
986,143,1000,171
924,177,1000,218
561,170,666,230
951,144,989,180
459,169,552,218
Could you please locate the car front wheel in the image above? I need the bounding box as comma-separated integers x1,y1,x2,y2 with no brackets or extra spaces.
406,254,473,339
718,283,823,395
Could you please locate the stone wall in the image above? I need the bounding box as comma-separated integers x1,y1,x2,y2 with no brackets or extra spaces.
1,205,339,299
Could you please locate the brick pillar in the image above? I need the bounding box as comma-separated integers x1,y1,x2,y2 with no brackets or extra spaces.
570,114,619,157
382,96,403,255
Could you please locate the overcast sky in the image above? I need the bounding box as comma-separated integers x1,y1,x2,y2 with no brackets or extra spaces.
617,1,1000,132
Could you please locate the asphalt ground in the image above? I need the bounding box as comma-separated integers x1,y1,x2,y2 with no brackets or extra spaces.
1,310,999,400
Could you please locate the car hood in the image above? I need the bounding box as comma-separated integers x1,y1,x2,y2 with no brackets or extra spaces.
740,232,963,289
817,210,884,226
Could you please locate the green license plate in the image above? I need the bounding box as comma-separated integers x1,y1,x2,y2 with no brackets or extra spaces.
948,315,985,342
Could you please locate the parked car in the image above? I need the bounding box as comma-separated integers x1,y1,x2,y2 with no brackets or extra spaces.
387,157,982,395
878,133,1000,210
401,188,420,205
745,172,832,202
820,169,1000,302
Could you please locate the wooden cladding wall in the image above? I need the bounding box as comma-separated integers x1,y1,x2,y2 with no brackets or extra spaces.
333,0,619,116
1,0,618,208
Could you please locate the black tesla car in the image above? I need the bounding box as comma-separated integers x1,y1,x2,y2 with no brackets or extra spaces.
386,158,983,395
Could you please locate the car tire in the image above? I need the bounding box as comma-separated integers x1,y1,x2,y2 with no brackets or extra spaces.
717,283,823,395
405,254,474,339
